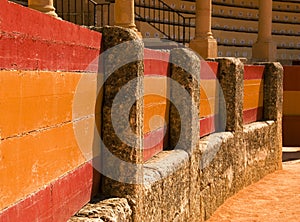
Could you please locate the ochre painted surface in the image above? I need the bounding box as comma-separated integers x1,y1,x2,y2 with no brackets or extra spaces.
0,122,87,210
199,61,219,137
0,70,98,211
283,116,300,146
243,65,264,124
283,66,300,91
0,0,101,217
0,71,81,138
283,66,300,146
143,49,170,161
0,162,93,222
200,79,219,118
200,98,217,118
283,91,300,115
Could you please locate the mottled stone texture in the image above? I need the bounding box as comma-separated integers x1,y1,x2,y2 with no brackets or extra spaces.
194,60,282,221
262,62,283,121
215,58,244,132
100,26,144,220
169,48,201,153
68,198,132,222
243,121,280,185
199,132,236,221
89,27,283,222
142,150,190,222
169,48,201,221
262,62,283,170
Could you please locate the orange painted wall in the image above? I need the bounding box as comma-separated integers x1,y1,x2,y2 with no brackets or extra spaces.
0,1,102,214
243,65,264,124
283,66,300,146
199,61,219,137
144,77,169,134
143,49,170,161
0,70,99,210
244,79,264,110
200,80,218,118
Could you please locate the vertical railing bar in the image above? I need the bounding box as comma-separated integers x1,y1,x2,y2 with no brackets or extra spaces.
173,11,175,41
61,0,64,20
81,0,84,25
74,0,77,24
102,5,104,27
183,18,186,45
108,4,110,25
87,1,91,26
68,0,70,21
94,3,96,26
168,8,170,39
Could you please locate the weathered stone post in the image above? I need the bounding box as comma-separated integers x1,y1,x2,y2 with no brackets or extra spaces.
28,0,58,18
262,62,283,170
215,58,244,133
100,26,144,221
252,0,277,62
197,58,244,221
169,48,201,221
190,0,218,59
216,58,245,187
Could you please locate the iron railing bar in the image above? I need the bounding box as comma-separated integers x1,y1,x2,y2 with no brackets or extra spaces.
94,4,97,26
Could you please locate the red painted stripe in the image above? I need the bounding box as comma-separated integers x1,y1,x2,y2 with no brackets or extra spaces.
144,49,170,76
283,115,300,146
0,162,93,222
200,115,216,138
243,107,263,125
244,65,265,80
283,66,300,91
143,127,167,161
200,61,218,80
0,1,101,71
3,1,100,48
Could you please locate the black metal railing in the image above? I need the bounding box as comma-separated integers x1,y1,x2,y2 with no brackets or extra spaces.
53,0,111,27
135,0,195,44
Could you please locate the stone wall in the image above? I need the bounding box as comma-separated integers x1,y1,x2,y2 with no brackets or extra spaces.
70,26,283,222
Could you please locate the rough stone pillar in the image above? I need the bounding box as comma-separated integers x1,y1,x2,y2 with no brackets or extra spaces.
215,58,244,132
114,0,136,30
28,0,58,17
169,48,201,220
169,48,200,153
215,58,246,198
262,62,283,169
100,26,144,220
252,0,277,62
190,0,217,59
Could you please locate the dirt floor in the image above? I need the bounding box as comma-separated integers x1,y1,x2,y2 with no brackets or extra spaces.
207,160,300,222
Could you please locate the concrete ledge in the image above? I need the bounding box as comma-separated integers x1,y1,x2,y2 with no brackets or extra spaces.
244,121,281,185
142,150,190,221
199,132,237,221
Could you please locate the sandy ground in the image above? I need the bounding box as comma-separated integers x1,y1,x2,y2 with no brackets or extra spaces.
207,160,300,222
